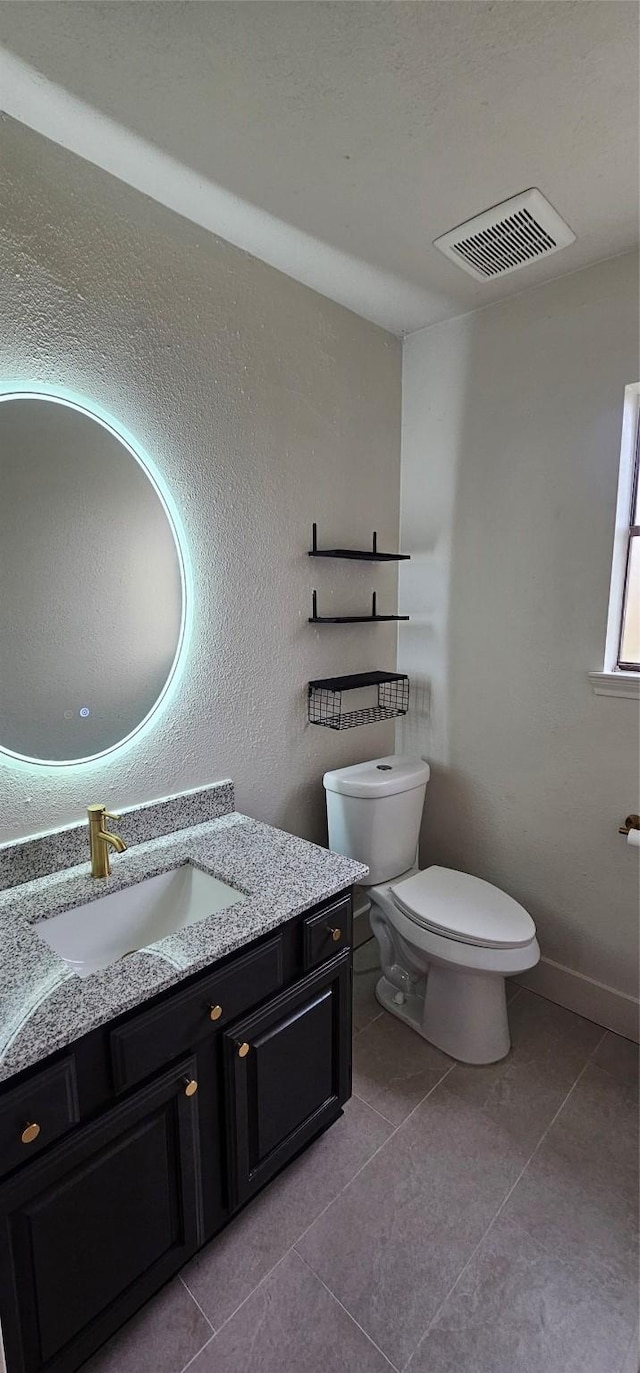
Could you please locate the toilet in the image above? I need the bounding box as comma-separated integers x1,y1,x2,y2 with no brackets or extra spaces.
324,755,540,1064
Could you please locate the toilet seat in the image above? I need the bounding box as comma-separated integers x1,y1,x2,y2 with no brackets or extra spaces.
390,865,536,950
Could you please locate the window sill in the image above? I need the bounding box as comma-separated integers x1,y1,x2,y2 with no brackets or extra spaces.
588,671,640,699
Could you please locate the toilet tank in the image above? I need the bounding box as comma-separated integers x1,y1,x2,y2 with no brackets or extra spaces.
323,755,430,886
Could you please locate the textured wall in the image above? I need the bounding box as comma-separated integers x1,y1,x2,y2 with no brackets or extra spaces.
0,117,402,842
398,253,640,1003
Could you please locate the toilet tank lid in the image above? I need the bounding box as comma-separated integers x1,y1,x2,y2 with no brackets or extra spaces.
323,756,430,799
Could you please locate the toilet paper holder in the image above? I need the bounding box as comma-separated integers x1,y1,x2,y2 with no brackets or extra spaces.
619,814,640,835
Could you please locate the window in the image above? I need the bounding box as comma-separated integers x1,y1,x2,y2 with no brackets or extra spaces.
617,397,640,670
590,384,640,697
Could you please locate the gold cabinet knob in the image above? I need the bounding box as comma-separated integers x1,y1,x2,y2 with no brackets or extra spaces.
184,1078,198,1097
21,1122,41,1145
209,1004,223,1022
328,926,342,943
238,1042,250,1059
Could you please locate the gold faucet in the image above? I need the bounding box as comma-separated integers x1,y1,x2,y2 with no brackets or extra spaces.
87,805,127,878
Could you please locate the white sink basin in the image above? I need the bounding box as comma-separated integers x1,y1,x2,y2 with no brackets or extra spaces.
35,864,246,978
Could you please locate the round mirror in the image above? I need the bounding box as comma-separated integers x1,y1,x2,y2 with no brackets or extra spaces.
0,391,187,765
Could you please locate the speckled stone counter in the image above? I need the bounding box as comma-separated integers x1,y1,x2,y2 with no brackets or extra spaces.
0,812,367,1083
0,780,236,890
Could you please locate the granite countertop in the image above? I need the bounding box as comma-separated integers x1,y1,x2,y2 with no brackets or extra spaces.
0,812,367,1084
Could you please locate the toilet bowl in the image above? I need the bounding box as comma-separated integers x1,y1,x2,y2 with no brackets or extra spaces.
369,866,539,1063
324,755,540,1065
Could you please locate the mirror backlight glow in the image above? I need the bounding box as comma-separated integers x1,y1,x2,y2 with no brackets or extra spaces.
0,385,192,770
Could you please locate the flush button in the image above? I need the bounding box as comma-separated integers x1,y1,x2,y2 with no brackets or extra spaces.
377,764,392,771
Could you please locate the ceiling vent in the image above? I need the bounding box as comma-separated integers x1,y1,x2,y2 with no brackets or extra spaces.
433,189,575,281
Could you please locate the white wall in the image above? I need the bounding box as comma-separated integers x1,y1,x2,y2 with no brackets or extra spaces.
398,253,640,1029
0,118,402,843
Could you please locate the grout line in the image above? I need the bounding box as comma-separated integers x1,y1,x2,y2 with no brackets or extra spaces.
353,1009,384,1038
177,1329,217,1373
204,1245,298,1340
400,1028,610,1371
178,1274,216,1333
174,1279,217,1373
295,1248,401,1371
350,1088,397,1126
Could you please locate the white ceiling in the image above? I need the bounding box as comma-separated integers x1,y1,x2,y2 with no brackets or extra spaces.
1,0,638,334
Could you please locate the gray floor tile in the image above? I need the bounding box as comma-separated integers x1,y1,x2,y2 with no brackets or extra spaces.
406,1216,635,1373
296,1086,527,1369
620,1327,640,1373
353,938,382,1033
353,1006,453,1124
82,1279,212,1373
593,1030,639,1085
189,1250,394,1373
503,1068,639,1310
507,990,604,1065
440,989,607,1152
551,1062,639,1172
182,1095,393,1327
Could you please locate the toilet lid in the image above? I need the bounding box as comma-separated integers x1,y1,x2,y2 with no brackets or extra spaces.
390,866,536,949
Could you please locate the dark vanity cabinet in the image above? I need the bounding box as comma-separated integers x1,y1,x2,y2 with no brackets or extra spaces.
225,952,350,1206
0,1062,203,1373
0,891,353,1373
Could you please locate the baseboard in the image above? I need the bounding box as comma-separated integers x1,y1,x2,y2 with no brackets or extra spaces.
514,957,639,1042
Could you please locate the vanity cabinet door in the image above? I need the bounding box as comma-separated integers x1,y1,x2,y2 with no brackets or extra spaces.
0,1059,203,1373
224,951,351,1208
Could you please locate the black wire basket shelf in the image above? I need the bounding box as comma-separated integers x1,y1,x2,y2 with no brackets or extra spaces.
308,671,410,730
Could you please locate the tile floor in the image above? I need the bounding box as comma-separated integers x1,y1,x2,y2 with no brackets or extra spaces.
86,940,639,1373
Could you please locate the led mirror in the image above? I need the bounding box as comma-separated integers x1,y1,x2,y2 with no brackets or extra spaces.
0,392,186,764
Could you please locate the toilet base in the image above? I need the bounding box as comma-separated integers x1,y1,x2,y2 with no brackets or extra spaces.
375,974,427,1039
375,967,511,1065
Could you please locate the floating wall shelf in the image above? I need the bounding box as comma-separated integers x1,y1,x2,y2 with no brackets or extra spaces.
309,591,409,624
308,523,410,562
308,671,410,730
